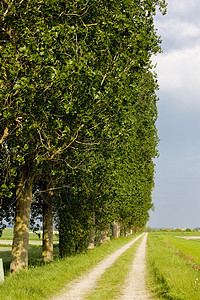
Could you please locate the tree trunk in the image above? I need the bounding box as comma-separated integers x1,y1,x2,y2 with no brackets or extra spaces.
59,189,72,257
126,227,130,236
112,221,120,238
120,224,126,236
42,178,53,262
10,156,35,273
106,227,110,241
59,219,68,257
100,225,110,244
88,213,95,249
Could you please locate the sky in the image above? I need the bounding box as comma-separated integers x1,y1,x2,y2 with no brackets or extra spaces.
148,0,200,229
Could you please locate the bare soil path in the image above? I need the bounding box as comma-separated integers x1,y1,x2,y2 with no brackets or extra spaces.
119,233,152,299
50,234,145,300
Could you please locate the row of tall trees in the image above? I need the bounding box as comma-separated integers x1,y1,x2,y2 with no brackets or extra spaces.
0,0,167,273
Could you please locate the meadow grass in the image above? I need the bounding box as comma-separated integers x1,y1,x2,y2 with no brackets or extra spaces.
0,228,59,241
0,245,60,276
85,235,142,300
158,233,200,267
0,234,139,300
0,228,13,240
147,233,200,299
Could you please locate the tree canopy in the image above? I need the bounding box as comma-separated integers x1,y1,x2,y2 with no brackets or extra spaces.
0,0,167,272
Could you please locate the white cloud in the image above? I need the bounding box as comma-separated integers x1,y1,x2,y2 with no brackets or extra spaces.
167,0,198,18
155,18,200,41
153,0,200,107
172,0,196,12
153,45,200,106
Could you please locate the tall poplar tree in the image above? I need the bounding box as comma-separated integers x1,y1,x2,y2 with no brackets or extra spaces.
1,0,167,271
57,0,167,249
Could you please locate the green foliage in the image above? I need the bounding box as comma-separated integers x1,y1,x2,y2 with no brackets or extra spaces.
0,0,167,258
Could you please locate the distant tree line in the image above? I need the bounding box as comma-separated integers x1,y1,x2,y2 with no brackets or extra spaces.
151,228,200,232
0,0,167,273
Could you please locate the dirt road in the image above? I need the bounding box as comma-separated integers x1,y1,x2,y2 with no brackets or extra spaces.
120,233,151,299
51,233,151,300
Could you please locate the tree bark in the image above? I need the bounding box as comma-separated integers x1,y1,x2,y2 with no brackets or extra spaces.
126,227,130,236
112,221,120,238
59,218,68,257
100,225,110,244
120,224,126,236
88,213,95,249
10,156,35,273
42,178,53,262
59,189,72,257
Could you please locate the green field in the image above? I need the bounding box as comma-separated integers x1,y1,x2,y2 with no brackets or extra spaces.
0,228,60,276
0,228,13,240
0,228,59,241
0,245,60,277
157,232,200,266
147,232,200,299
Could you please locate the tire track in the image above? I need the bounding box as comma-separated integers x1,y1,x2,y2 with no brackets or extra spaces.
119,233,152,299
51,234,145,300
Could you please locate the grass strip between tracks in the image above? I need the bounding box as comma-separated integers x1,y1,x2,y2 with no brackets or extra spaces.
84,236,143,300
0,233,139,300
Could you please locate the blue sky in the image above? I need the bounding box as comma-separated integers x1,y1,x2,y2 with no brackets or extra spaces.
148,0,200,228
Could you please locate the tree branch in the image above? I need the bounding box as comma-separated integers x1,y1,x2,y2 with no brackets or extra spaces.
0,119,9,145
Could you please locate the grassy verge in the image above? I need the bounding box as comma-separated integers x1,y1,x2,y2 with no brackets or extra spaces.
147,233,200,299
85,235,143,300
0,234,139,300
